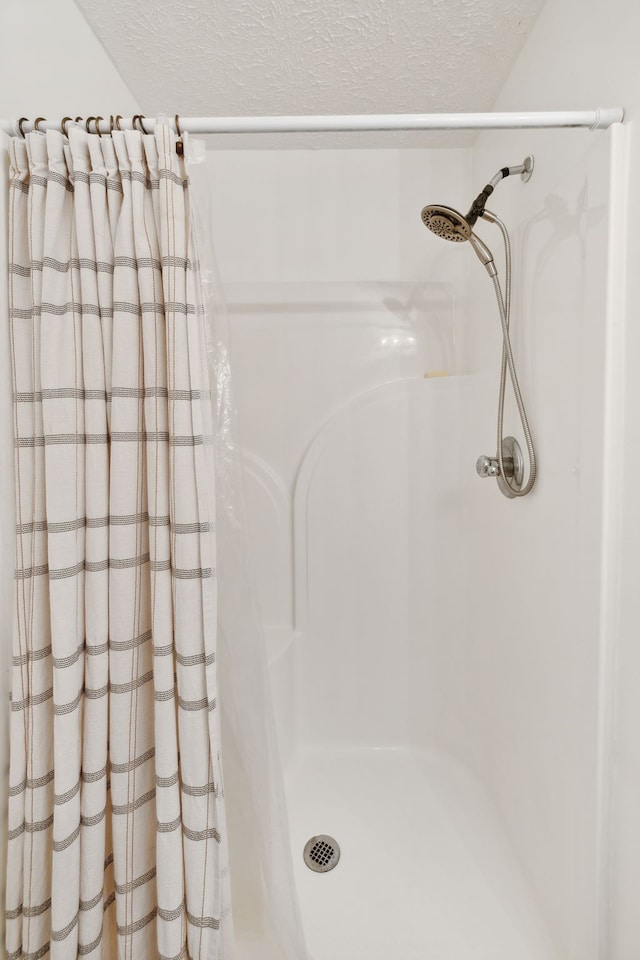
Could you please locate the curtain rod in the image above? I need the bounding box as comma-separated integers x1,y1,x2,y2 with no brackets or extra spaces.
0,108,624,137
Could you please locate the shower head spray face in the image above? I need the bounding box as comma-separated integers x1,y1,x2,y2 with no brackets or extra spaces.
420,202,497,277
420,204,472,243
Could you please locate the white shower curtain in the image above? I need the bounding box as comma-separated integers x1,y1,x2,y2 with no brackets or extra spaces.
6,122,233,959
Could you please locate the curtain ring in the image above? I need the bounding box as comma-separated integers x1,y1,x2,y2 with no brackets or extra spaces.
61,116,73,137
114,114,123,131
175,115,184,156
75,116,83,124
85,116,96,133
94,116,104,137
34,117,47,133
17,117,29,138
132,114,141,132
137,115,149,134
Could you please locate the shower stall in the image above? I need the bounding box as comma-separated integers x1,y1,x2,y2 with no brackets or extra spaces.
206,122,619,960
0,100,626,958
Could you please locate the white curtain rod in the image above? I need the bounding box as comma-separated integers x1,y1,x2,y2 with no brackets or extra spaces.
0,108,624,137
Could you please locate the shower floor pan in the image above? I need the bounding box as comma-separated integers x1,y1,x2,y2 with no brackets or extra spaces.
240,746,558,960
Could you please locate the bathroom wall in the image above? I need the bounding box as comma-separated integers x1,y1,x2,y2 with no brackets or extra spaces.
464,128,608,960
0,4,138,953
398,123,614,960
407,3,640,956
469,1,639,957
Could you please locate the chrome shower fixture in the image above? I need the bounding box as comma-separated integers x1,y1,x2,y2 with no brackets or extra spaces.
420,157,534,277
419,157,537,499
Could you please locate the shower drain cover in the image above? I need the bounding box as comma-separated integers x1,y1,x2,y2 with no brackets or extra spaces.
303,835,341,873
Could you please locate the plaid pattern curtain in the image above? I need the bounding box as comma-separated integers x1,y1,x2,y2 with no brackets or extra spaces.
6,122,232,959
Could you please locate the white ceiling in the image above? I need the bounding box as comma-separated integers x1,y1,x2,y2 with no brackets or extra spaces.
74,0,548,147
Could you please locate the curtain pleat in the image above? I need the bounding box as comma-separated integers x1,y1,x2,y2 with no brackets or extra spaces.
70,126,113,960
6,122,231,960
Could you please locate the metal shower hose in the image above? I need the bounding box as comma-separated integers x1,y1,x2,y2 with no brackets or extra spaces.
488,212,537,496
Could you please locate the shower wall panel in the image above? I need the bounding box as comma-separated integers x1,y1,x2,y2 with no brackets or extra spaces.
207,146,472,759
457,129,610,960
207,135,613,960
210,143,577,960
481,0,640,953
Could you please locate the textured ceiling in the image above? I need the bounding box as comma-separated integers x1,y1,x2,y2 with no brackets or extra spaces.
74,0,548,147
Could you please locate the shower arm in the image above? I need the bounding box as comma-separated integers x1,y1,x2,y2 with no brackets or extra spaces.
466,160,533,226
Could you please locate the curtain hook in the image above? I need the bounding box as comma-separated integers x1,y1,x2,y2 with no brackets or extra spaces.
138,115,149,134
34,117,47,133
132,114,141,132
175,114,184,156
85,116,95,133
75,116,83,125
17,117,29,138
114,115,123,131
61,116,73,137
94,116,104,137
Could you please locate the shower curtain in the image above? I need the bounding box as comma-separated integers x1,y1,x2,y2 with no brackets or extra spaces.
5,121,232,960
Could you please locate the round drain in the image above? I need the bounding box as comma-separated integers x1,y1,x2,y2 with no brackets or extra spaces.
303,835,340,873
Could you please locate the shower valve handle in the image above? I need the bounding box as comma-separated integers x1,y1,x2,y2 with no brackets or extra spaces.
476,455,498,478
476,454,515,479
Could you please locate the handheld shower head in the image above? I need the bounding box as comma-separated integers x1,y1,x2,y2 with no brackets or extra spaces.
420,204,472,242
420,180,495,242
420,203,497,276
